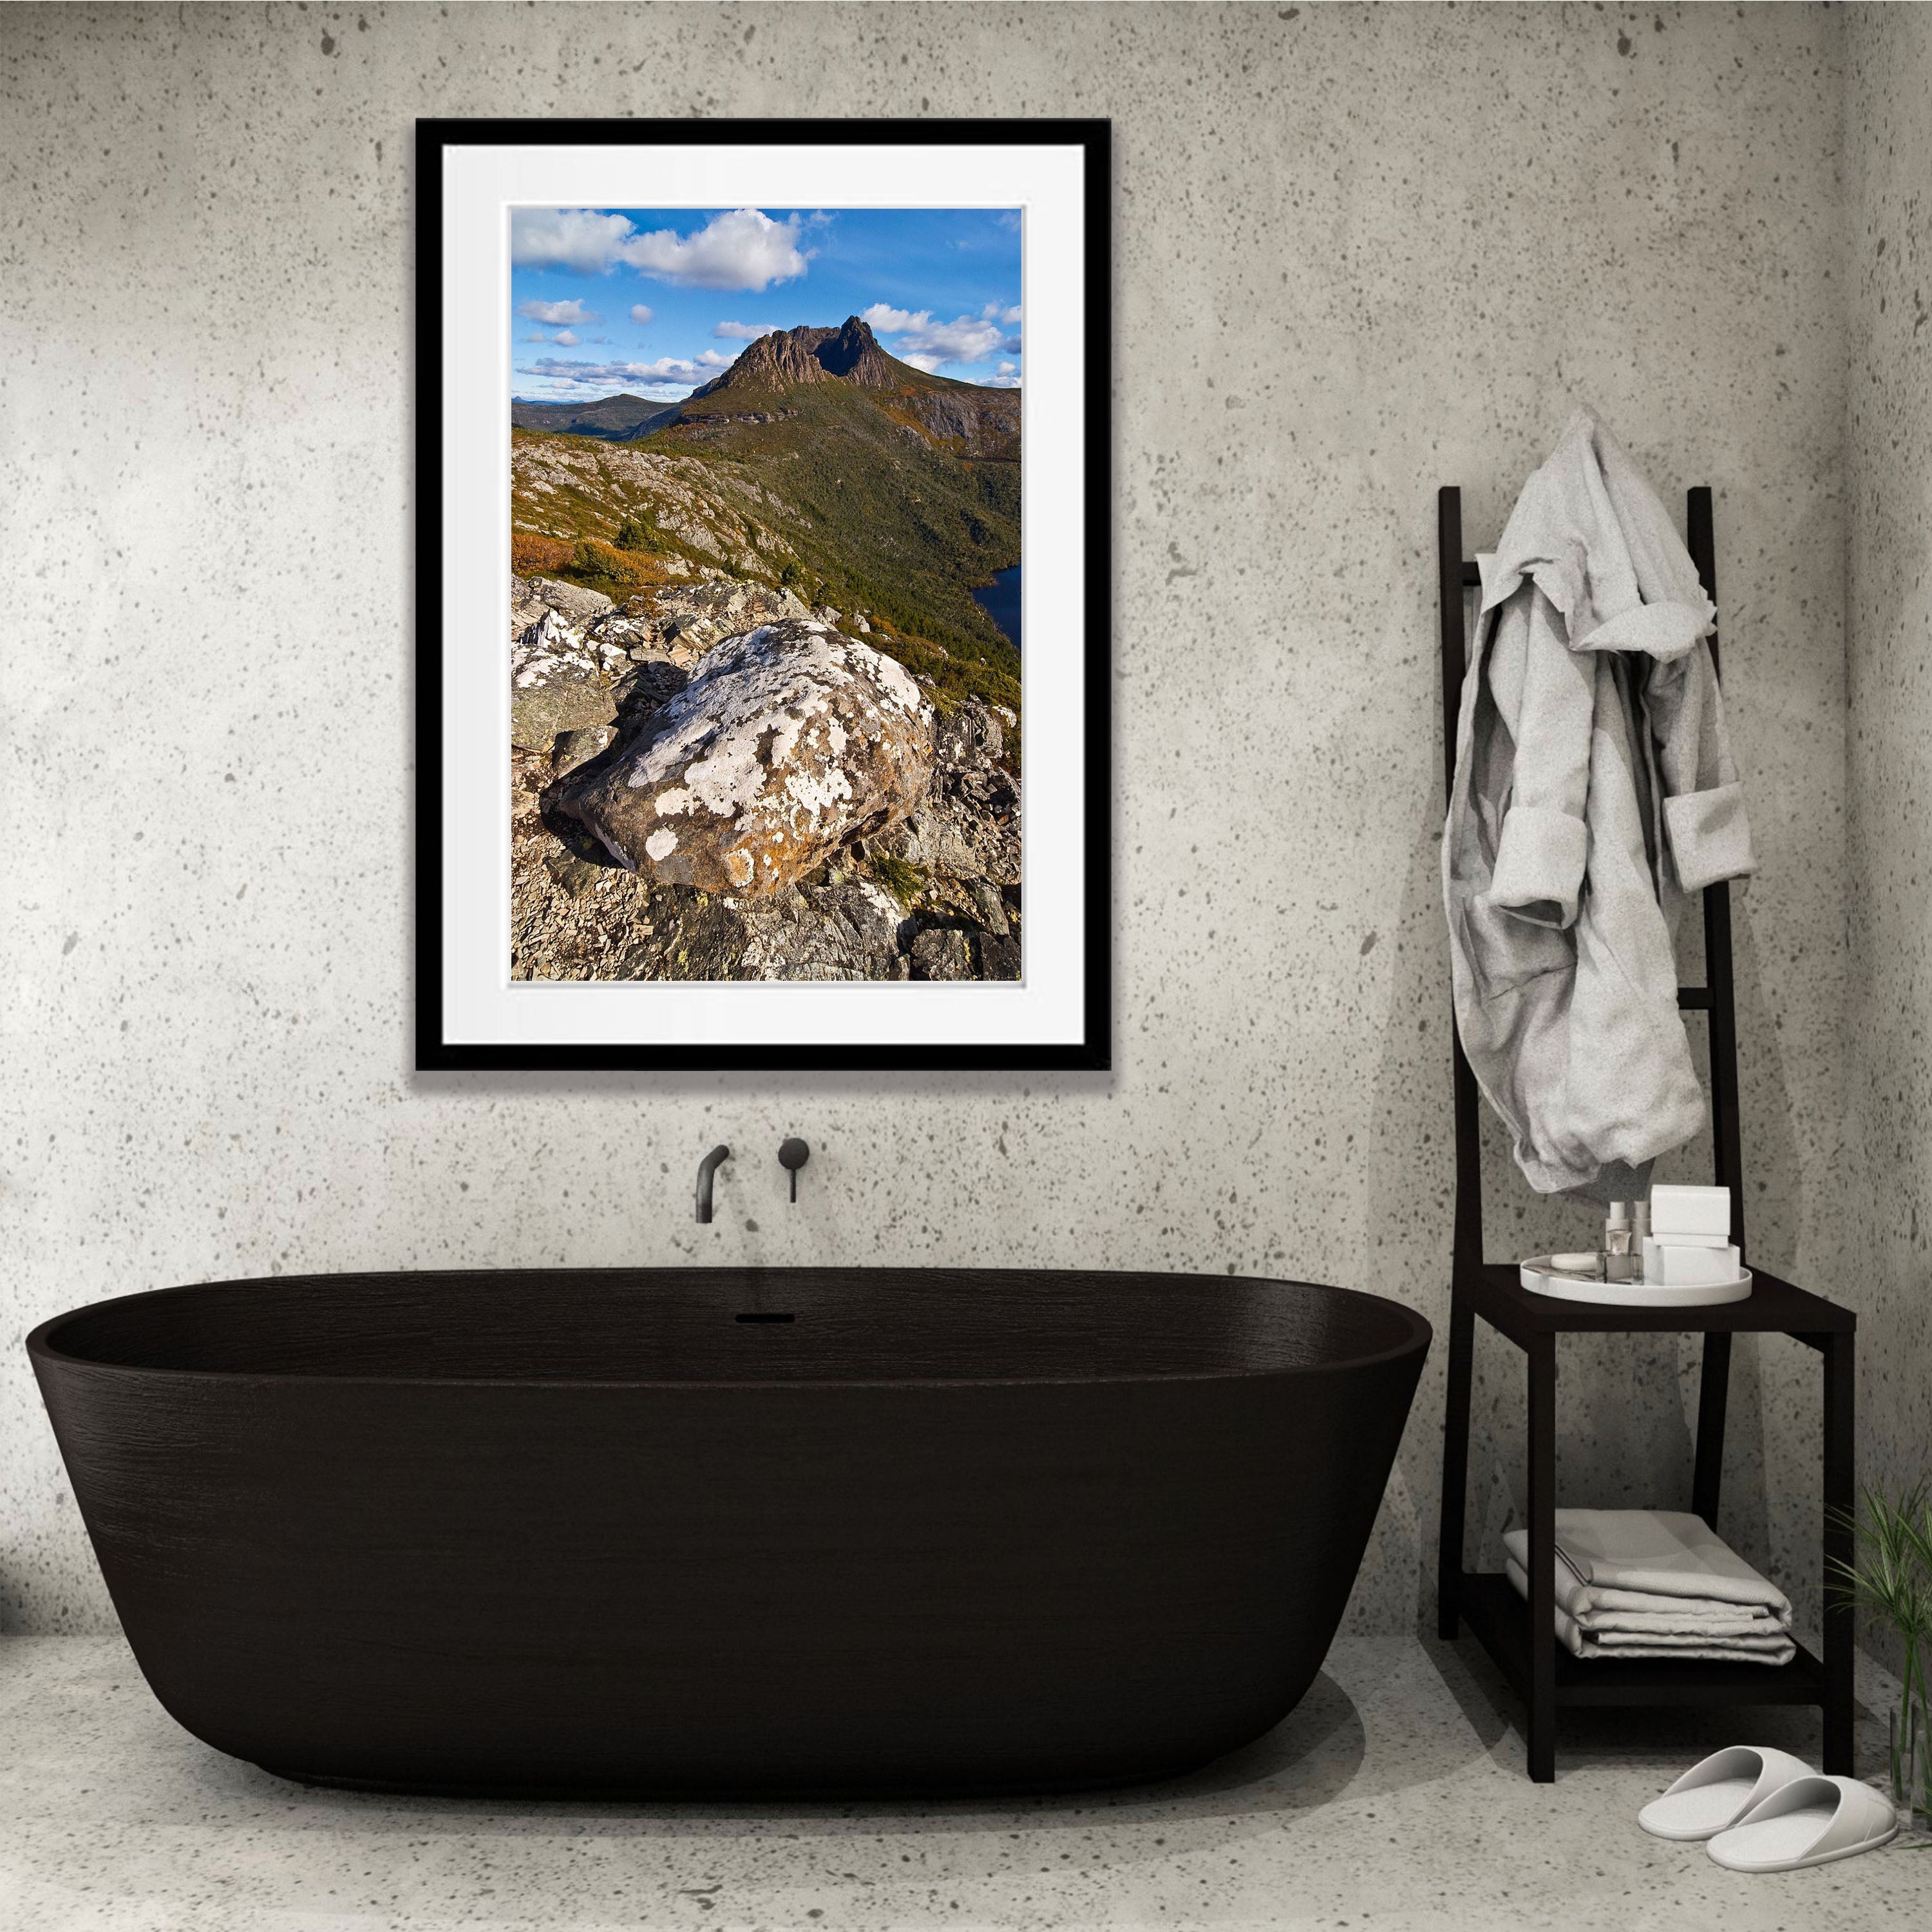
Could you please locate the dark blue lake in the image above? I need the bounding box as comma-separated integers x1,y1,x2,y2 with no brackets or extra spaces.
972,565,1021,651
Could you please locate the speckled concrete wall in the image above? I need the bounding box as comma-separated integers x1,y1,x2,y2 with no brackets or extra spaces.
1845,7,1932,1520
0,4,1859,1639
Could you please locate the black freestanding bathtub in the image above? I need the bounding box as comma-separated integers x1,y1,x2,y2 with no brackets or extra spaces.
30,1269,1428,1797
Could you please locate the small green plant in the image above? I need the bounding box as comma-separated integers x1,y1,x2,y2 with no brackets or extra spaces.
567,537,633,585
613,513,652,552
869,856,925,906
1830,1479,1932,1828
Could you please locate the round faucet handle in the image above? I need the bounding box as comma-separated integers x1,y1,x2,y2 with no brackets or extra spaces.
778,1138,810,1202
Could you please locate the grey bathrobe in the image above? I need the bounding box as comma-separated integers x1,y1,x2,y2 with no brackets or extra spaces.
1443,412,1756,1198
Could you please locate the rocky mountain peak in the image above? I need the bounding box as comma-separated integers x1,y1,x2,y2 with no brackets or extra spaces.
813,315,900,388
711,316,906,393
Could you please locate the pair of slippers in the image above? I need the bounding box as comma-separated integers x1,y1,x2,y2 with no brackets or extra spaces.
1638,1745,1898,1872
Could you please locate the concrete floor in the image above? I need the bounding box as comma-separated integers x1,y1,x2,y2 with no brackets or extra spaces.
1,1631,1926,1931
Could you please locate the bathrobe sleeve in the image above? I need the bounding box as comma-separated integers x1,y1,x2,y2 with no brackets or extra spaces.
1578,415,1756,895
1482,580,1596,929
1472,422,1620,931
1645,643,1757,893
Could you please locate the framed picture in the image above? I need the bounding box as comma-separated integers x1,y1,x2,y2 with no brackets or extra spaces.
417,117,1110,1072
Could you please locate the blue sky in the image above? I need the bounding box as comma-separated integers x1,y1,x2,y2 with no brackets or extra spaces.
510,206,1021,403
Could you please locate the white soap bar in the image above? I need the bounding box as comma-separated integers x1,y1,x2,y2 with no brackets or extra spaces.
1643,1238,1742,1286
1649,1184,1731,1239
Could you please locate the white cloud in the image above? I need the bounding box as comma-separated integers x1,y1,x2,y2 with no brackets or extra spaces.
617,209,809,290
629,304,655,325
714,319,779,339
516,297,597,326
862,303,1006,366
1002,305,1022,325
518,328,582,345
516,350,738,395
510,209,639,273
984,361,1021,390
511,208,809,290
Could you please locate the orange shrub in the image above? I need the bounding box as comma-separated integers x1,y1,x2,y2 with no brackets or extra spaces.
511,531,573,578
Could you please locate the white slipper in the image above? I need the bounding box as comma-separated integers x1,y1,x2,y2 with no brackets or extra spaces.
1638,1745,1817,1841
1706,1774,1899,1872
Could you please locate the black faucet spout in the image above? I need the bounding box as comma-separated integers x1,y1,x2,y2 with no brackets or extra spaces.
695,1145,731,1224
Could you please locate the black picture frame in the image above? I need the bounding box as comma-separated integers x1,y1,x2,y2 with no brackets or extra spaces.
416,117,1111,1073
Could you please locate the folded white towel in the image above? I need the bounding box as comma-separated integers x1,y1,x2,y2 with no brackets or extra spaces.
1537,1593,1795,1665
1501,1509,1792,1618
1582,1624,1793,1655
1504,1561,1795,1663
1544,1577,1779,1619
1504,1557,1786,1638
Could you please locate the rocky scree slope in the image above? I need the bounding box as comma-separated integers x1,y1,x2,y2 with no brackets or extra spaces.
510,575,1020,982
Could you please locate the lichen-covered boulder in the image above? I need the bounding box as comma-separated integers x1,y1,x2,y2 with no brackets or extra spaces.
510,606,632,752
510,573,549,636
546,621,933,895
883,698,1021,887
550,724,616,775
734,879,914,980
909,926,976,981
526,576,614,627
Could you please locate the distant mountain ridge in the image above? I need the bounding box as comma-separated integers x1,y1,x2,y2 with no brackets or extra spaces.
509,392,683,440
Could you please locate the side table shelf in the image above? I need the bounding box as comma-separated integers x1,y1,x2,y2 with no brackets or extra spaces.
1435,1264,1856,1782
1453,1572,1830,1708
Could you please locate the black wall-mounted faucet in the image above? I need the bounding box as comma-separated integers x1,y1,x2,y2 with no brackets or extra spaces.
695,1144,730,1224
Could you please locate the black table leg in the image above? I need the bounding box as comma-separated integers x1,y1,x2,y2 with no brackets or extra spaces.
1822,1329,1856,1775
1527,1330,1557,1782
1692,1332,1732,1528
1437,1290,1475,1640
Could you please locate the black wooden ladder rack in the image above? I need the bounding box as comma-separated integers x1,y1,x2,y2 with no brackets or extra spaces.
1434,484,1856,1783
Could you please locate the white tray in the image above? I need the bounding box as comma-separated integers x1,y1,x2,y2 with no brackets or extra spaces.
1520,1256,1753,1308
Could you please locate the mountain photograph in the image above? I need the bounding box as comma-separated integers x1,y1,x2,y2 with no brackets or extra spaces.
506,206,1023,983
